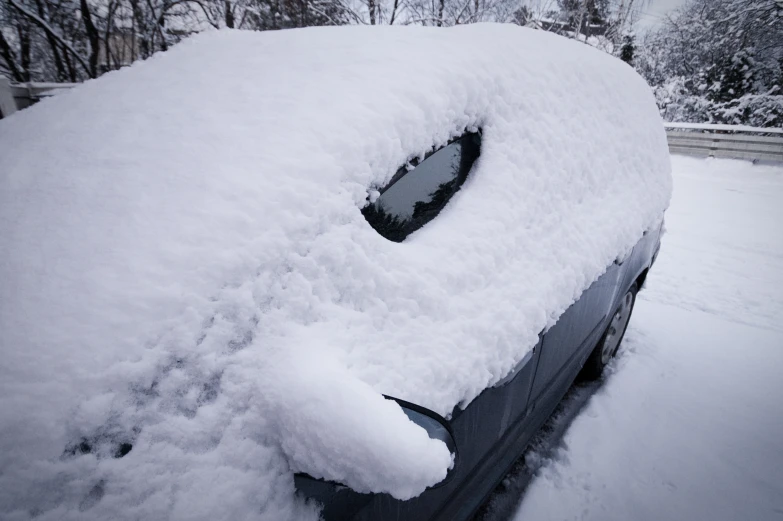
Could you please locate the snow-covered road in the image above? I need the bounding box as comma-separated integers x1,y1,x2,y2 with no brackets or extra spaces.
487,156,783,521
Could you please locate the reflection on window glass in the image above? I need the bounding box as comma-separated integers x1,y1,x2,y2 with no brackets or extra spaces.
363,132,481,242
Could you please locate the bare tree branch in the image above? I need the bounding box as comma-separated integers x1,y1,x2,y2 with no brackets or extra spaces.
80,0,101,77
8,0,93,77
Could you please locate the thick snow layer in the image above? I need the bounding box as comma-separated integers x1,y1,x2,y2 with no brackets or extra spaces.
0,24,670,520
513,156,783,521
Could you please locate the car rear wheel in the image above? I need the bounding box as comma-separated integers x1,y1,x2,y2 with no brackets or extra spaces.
581,283,638,380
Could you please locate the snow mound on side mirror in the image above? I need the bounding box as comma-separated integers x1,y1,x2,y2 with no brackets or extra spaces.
0,24,671,520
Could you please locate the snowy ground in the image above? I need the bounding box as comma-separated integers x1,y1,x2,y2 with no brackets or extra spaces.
480,155,783,521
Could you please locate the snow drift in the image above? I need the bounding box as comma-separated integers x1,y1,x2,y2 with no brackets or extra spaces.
0,24,671,520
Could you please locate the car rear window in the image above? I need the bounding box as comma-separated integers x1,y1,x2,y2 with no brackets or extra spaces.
363,131,481,242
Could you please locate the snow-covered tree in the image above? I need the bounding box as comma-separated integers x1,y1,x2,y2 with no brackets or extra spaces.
514,0,647,52
635,0,783,127
557,0,608,34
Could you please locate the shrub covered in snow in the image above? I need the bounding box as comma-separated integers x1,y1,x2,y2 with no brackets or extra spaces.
636,0,783,128
0,24,671,520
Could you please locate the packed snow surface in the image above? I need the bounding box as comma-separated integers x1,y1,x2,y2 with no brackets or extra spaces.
0,24,670,520
512,156,783,521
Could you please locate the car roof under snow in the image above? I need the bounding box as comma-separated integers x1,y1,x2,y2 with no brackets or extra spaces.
0,24,671,520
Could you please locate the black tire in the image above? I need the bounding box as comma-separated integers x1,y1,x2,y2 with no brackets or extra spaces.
580,282,638,380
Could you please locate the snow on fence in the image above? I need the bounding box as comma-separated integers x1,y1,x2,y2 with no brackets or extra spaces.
665,123,783,163
0,80,78,117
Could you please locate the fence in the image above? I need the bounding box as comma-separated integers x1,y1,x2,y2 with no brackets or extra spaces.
665,123,783,163
0,78,78,118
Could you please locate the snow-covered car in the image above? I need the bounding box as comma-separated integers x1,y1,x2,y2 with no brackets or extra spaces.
297,136,667,520
0,24,671,521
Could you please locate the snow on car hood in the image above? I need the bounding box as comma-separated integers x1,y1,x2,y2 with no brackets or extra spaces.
0,24,671,520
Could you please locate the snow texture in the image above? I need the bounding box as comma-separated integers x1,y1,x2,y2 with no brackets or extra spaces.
0,24,670,520
513,156,783,521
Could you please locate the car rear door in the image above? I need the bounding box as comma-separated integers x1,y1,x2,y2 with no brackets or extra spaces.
528,263,622,405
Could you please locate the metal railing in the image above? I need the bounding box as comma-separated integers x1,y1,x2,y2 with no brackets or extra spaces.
0,78,79,118
665,123,783,163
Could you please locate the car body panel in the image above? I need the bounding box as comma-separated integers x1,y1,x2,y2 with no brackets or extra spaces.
298,220,664,521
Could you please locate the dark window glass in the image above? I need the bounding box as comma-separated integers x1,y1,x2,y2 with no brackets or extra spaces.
363,132,481,242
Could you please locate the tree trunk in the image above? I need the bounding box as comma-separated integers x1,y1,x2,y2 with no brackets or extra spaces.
130,0,149,59
18,25,30,82
104,0,117,71
0,30,23,82
574,0,587,39
225,0,235,27
271,0,279,29
33,0,66,81
389,0,399,24
157,14,168,52
80,0,101,77
63,47,76,82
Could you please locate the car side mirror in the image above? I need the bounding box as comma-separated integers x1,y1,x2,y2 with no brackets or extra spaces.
295,396,458,506
384,395,458,487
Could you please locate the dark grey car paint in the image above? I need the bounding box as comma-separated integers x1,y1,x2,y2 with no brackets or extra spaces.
296,222,664,521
